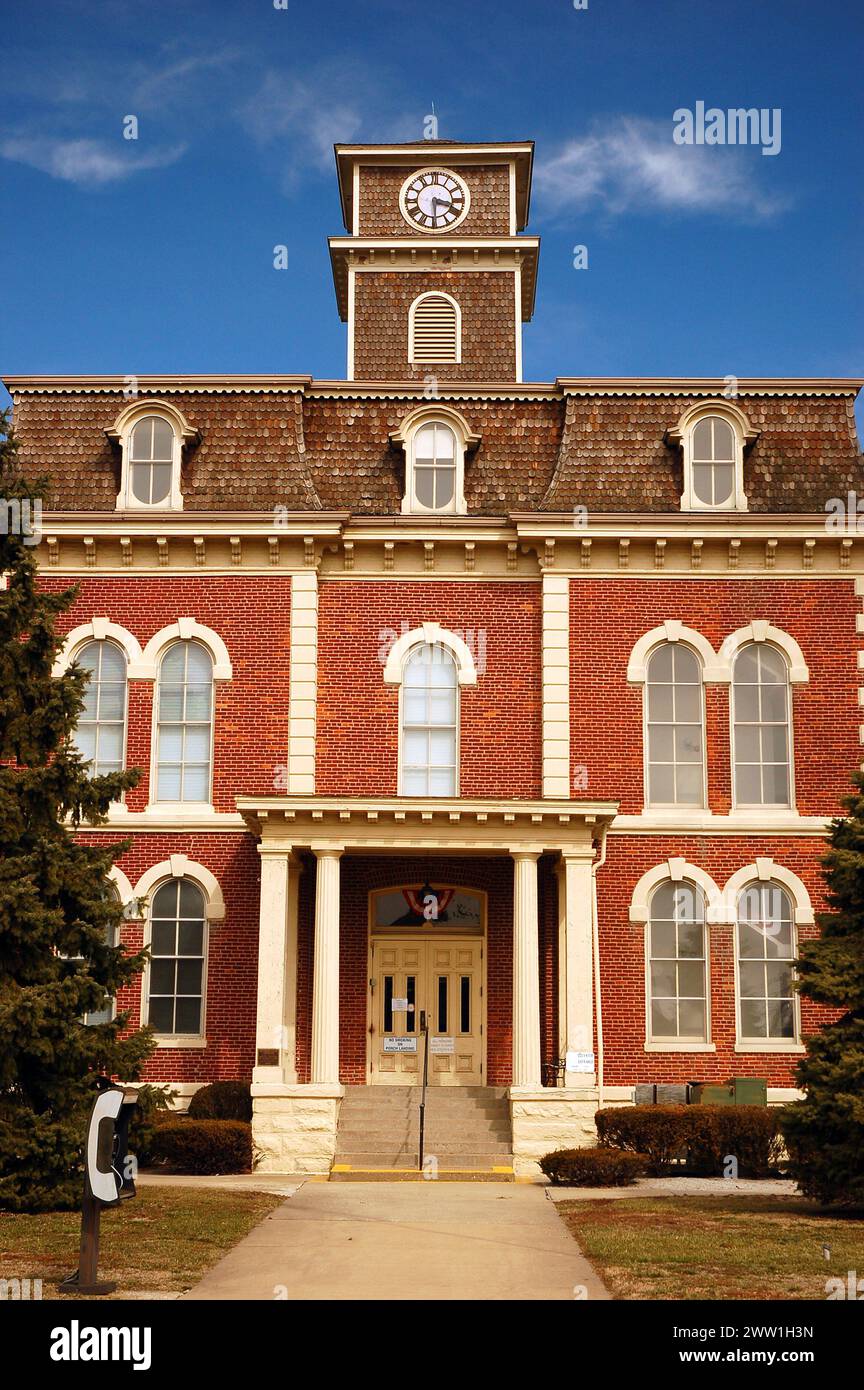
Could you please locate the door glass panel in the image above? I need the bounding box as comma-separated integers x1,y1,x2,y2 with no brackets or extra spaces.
383,975,393,1033
437,975,447,1033
460,976,470,1033
406,975,416,1032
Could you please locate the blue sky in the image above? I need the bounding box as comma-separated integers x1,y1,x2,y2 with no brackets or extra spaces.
1,0,862,424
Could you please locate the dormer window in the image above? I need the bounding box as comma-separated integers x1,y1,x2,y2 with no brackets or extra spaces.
390,405,479,515
669,401,756,513
108,400,198,511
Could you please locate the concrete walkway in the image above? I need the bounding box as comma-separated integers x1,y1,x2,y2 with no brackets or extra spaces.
182,1181,611,1301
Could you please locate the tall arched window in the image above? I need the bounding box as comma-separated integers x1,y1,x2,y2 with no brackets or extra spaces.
73,640,127,777
410,422,457,512
156,641,213,802
400,642,458,796
645,643,705,806
147,879,207,1036
732,643,792,806
690,415,736,507
736,881,797,1042
647,881,708,1041
128,415,176,506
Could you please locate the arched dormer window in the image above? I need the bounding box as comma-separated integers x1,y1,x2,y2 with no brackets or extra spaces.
108,400,198,512
390,406,479,516
409,291,461,366
668,401,757,513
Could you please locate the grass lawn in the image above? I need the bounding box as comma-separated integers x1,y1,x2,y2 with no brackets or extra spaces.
556,1195,864,1300
0,1186,285,1300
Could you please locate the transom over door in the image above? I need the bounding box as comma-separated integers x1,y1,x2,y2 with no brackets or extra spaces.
369,937,484,1085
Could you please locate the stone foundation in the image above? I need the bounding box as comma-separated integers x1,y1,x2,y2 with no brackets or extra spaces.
508,1086,601,1177
251,1083,344,1174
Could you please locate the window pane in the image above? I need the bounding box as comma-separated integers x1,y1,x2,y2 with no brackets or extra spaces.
676,764,704,804
651,999,677,1038
433,465,455,508
175,997,202,1034
647,684,674,721
740,999,767,1038
692,418,713,459
151,417,175,459
650,920,677,958
150,959,175,995
150,921,176,956
649,725,674,762
739,961,764,998
648,764,675,804
712,464,735,504
677,921,704,959
130,418,154,460
415,466,435,508
735,764,762,805
769,999,795,1039
179,881,204,917
678,998,706,1037
148,997,174,1033
177,959,203,994
178,920,204,956
148,463,172,503
429,767,456,795
650,961,676,997
762,763,789,805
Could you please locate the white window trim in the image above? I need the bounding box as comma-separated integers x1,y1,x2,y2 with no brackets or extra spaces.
383,621,478,687
729,639,797,812
643,884,713,1048
134,856,224,1049
108,400,197,513
718,623,810,683
629,858,725,926
139,618,233,681
408,290,462,365
390,405,479,517
640,639,709,812
53,618,147,678
669,400,757,514
728,869,806,1049
148,638,217,813
627,621,729,685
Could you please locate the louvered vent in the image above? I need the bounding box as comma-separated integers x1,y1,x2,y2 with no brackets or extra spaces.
410,294,460,364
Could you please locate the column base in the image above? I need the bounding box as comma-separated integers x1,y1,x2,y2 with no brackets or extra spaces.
251,1082,344,1174
508,1085,600,1178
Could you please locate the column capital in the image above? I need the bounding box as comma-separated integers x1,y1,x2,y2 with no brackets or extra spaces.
256,843,301,865
559,846,596,864
509,848,541,862
310,843,345,858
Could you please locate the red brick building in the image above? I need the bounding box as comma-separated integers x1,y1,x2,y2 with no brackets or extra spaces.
6,140,863,1174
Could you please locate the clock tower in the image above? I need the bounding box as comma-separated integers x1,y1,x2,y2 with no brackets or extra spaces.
329,141,538,383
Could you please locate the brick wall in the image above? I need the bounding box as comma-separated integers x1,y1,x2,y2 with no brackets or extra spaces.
570,578,860,816
353,271,517,382
316,580,543,797
357,164,511,237
46,576,292,810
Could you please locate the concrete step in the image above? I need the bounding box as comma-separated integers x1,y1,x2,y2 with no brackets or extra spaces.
333,1151,514,1169
336,1138,513,1157
329,1169,514,1183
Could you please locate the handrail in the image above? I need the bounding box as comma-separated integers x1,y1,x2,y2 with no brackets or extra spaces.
418,1010,430,1172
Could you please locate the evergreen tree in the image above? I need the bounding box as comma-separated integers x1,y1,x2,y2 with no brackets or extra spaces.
782,771,864,1206
0,409,154,1211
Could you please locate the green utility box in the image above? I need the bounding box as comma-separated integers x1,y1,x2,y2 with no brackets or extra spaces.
689,1077,767,1107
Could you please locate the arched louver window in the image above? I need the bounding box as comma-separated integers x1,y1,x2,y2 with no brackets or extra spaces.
156,641,214,802
73,640,127,777
732,643,792,806
645,643,705,806
409,292,461,365
401,643,459,796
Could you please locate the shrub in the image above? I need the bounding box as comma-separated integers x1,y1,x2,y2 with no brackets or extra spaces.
596,1105,689,1174
127,1085,177,1168
187,1081,252,1122
150,1120,252,1175
540,1147,646,1186
685,1105,785,1179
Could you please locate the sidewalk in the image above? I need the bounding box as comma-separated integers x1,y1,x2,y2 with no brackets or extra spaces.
182,1181,611,1301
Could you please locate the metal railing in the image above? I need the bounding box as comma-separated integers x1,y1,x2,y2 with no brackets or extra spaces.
418,1009,429,1172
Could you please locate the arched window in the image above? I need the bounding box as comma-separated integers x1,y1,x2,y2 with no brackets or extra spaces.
736,882,797,1042
156,641,213,803
127,415,176,506
647,881,709,1041
732,643,792,806
410,422,458,512
409,291,461,365
146,879,207,1036
400,642,458,796
73,640,127,777
645,643,705,806
690,415,736,507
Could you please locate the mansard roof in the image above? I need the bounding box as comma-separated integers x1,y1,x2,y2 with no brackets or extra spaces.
4,376,861,517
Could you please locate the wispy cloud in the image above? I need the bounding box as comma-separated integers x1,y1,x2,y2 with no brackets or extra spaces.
535,117,790,222
0,135,186,186
238,66,365,178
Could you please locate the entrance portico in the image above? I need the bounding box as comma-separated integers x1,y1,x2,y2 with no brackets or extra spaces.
238,795,617,1175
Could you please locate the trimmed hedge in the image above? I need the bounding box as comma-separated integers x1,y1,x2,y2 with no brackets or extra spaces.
187,1081,253,1122
540,1147,646,1187
150,1120,252,1175
595,1104,785,1178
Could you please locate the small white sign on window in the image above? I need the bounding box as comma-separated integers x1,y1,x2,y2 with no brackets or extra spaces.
384,1037,417,1053
566,1050,595,1072
430,1036,455,1054
391,998,409,1011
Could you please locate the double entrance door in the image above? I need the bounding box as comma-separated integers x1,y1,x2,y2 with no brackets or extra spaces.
369,937,483,1085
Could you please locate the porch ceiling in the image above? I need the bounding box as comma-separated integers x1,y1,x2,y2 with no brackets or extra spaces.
235,795,618,855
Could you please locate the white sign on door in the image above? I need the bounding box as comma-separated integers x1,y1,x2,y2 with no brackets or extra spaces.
384,1037,417,1053
430,1036,455,1054
391,998,409,1011
566,1050,595,1071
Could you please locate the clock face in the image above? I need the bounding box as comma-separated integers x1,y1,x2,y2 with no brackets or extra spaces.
399,168,470,232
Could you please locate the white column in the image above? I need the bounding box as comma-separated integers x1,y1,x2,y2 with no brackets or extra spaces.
511,851,542,1088
253,848,300,1085
310,847,342,1085
561,850,596,1083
